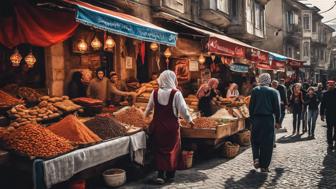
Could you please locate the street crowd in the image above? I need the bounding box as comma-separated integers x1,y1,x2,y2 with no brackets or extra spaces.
249,73,336,174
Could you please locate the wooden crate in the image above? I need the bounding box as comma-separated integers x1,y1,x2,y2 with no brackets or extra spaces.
181,122,234,139
237,118,245,131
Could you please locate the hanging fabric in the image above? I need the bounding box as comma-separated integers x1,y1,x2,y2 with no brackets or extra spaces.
0,0,78,48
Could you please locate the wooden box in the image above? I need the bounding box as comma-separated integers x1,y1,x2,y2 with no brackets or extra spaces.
181,122,234,139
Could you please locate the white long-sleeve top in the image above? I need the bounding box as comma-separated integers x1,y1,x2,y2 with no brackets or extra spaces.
144,89,193,123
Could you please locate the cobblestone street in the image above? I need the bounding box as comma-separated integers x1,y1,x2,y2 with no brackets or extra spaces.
121,114,336,189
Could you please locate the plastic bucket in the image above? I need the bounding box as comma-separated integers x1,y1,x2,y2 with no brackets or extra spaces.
182,151,194,169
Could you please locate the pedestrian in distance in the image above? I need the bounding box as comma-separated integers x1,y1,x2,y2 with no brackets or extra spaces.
304,87,320,139
272,80,288,128
290,83,304,135
144,70,194,184
249,73,281,173
320,80,336,150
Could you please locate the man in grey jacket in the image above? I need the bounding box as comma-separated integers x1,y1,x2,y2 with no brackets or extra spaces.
249,73,281,172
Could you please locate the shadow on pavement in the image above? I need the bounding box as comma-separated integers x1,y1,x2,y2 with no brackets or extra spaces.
276,134,312,143
223,168,284,188
318,149,336,189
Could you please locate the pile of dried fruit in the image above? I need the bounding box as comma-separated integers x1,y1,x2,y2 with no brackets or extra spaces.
181,117,217,129
3,124,73,158
84,114,127,140
114,107,147,128
0,90,23,108
18,87,42,103
48,115,102,145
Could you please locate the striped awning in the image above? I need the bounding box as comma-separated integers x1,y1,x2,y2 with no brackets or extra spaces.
66,0,177,46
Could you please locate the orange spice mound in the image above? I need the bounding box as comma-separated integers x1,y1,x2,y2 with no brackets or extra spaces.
4,124,73,158
48,115,102,144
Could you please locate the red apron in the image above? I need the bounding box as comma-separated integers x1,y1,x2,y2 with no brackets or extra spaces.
149,89,185,171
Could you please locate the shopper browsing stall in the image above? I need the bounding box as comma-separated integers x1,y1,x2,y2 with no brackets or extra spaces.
290,83,304,135
108,72,137,106
144,70,194,184
87,69,108,102
196,78,219,117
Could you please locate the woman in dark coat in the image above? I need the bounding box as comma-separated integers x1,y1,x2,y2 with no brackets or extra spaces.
68,71,86,99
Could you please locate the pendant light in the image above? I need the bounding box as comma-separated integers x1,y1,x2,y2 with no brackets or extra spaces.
91,35,102,51
10,48,22,67
25,50,36,68
77,39,88,53
198,54,205,64
104,35,116,51
211,54,216,63
164,47,172,69
150,42,159,52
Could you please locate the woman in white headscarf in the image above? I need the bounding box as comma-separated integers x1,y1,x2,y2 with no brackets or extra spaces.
144,70,194,184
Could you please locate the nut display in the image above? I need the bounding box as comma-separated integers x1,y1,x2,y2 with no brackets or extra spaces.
0,90,23,108
3,124,74,158
17,87,42,103
181,117,217,129
114,107,148,128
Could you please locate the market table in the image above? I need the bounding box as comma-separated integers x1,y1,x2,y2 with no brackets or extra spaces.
33,131,146,189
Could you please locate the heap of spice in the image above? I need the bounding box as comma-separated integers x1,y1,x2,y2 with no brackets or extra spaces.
3,124,73,158
48,115,102,145
114,107,147,128
0,90,23,108
84,114,127,140
181,117,217,129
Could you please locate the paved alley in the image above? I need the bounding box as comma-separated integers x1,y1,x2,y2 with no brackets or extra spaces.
121,115,336,189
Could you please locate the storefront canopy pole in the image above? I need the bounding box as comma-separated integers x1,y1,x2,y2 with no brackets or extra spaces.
66,0,177,46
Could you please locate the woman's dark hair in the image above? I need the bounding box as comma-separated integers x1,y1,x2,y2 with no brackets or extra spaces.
71,71,82,83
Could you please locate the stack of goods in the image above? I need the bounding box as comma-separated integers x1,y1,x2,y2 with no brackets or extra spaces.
48,115,102,145
211,108,238,124
2,124,73,158
232,108,243,119
18,87,42,104
0,90,23,109
213,96,232,106
84,114,127,140
53,99,82,113
184,95,199,111
72,97,104,116
238,104,249,118
114,107,148,128
180,117,217,129
136,81,158,103
9,102,61,128
243,96,251,107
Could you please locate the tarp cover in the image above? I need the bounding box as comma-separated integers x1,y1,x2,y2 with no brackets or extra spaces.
72,1,177,46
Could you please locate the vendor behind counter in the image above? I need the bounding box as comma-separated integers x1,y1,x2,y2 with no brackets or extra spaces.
87,69,109,102
108,72,136,106
196,78,219,117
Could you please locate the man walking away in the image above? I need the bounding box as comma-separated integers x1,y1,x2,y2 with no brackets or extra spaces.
320,80,336,150
273,80,288,128
249,73,281,172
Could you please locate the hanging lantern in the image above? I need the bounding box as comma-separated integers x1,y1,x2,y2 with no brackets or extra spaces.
198,54,205,64
10,48,22,67
104,36,115,51
211,54,216,62
150,42,159,52
25,50,36,68
77,39,88,53
164,47,172,62
91,36,102,51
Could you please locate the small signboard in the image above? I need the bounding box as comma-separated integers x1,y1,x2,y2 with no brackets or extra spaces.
230,63,249,73
125,56,133,69
189,60,199,71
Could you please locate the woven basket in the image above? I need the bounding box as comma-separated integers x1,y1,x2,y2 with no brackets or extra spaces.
223,142,240,158
237,130,251,146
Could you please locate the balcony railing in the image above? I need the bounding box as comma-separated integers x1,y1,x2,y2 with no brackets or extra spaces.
287,24,300,34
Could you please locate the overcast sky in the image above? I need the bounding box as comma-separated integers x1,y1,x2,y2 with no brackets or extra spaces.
300,0,336,30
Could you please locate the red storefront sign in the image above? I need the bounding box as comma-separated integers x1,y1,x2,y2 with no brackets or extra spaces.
272,60,285,71
288,59,304,68
207,37,245,58
249,49,268,63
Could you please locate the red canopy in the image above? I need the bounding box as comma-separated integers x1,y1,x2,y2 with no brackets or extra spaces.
0,1,78,48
